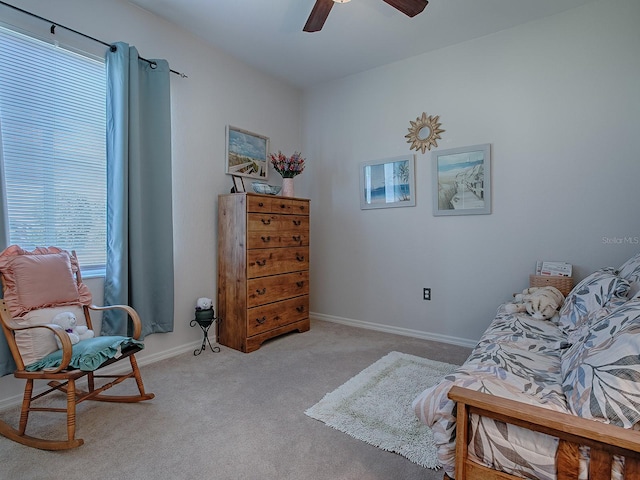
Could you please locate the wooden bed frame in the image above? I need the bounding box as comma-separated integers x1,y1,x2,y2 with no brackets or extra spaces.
448,386,640,480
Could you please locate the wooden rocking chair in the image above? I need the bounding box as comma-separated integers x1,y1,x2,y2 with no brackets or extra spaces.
0,245,154,450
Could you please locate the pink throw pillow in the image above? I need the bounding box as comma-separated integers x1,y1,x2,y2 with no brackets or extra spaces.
0,246,92,317
13,253,79,308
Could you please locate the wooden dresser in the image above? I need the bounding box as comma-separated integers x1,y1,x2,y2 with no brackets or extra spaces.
217,193,310,352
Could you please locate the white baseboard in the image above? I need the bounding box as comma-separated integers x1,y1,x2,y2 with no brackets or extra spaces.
310,312,478,349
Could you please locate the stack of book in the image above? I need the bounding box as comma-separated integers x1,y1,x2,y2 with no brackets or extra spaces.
535,261,572,277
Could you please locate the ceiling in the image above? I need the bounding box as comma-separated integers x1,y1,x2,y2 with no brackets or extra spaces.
129,0,595,89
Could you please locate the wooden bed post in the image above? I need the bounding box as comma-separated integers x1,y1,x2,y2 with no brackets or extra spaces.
455,400,470,480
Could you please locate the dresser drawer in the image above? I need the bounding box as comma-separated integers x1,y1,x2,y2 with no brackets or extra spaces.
271,198,309,215
247,295,309,336
247,271,309,308
247,195,274,213
247,246,309,278
247,229,309,249
247,214,308,233
246,195,309,215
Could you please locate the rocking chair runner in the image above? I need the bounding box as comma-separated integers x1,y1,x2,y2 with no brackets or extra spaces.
0,245,154,450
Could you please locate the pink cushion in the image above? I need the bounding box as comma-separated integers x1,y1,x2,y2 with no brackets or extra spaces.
14,253,78,307
0,245,92,317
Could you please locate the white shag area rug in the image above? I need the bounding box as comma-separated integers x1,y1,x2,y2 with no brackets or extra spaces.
304,351,458,469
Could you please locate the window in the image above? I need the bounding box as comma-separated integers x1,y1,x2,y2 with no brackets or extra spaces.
0,25,107,274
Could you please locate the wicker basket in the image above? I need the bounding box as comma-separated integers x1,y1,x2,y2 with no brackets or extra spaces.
529,275,574,297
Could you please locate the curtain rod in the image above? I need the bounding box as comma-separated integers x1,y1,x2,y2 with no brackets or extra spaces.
0,0,187,78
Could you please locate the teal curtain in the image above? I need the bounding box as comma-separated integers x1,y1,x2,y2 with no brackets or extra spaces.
102,42,174,338
0,116,16,376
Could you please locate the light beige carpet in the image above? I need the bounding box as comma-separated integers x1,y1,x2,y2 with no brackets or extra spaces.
0,319,472,480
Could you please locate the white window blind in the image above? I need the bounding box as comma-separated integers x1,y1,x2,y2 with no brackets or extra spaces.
0,25,107,272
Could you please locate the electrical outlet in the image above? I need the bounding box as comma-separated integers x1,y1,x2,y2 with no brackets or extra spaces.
423,288,431,301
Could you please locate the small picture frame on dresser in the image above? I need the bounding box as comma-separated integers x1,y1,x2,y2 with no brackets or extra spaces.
231,175,245,193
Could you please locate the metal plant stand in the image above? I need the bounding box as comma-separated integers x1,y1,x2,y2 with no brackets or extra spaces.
190,308,221,356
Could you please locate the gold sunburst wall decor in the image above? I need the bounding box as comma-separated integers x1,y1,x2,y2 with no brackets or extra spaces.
405,112,445,154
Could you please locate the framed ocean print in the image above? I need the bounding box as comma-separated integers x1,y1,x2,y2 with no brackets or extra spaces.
225,125,269,180
360,155,416,210
432,144,491,216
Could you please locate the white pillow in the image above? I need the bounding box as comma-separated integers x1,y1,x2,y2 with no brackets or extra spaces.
14,305,86,367
557,268,630,336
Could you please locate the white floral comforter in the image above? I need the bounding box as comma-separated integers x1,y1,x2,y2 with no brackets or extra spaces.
414,257,640,479
413,306,570,479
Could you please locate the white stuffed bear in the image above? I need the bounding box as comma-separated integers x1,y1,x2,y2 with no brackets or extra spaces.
504,286,565,320
196,297,213,311
51,311,95,349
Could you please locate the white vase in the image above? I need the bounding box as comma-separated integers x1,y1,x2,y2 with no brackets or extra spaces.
282,177,294,197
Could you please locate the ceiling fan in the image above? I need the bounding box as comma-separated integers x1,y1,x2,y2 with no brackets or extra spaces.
304,0,429,33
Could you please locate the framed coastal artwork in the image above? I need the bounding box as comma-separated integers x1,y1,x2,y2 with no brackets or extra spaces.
432,144,491,216
360,155,416,210
225,125,269,180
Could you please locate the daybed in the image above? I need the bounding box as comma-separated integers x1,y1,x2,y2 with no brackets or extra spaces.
413,253,640,480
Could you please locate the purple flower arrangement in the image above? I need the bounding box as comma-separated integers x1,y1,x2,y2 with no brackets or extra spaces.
269,151,306,178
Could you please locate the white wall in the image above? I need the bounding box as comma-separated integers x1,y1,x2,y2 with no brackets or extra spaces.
300,0,640,344
0,0,302,408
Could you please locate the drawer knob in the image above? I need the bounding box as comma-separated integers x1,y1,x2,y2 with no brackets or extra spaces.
296,253,305,262
258,202,264,207
261,218,271,225
293,220,301,226
256,259,267,266
296,305,305,313
279,203,286,209
256,288,266,295
296,281,305,288
261,236,271,243
256,316,266,325
292,235,301,242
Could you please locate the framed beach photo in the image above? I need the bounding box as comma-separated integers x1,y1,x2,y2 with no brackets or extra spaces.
225,125,269,180
432,144,491,216
360,155,416,210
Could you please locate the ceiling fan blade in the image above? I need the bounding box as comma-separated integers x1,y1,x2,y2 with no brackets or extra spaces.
382,0,428,18
303,0,334,32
